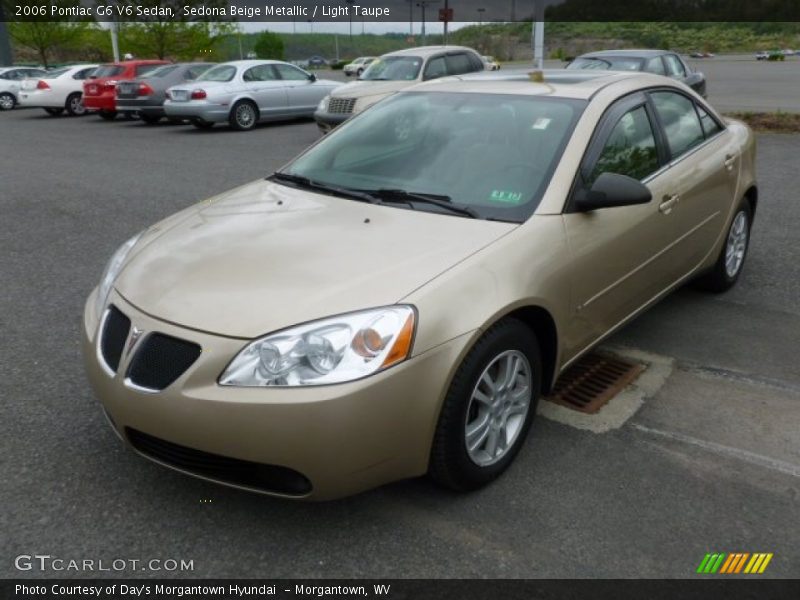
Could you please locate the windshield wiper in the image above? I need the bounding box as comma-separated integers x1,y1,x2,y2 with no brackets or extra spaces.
359,188,479,219
269,172,381,204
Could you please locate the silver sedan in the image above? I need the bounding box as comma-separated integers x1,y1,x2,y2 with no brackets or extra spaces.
163,60,342,131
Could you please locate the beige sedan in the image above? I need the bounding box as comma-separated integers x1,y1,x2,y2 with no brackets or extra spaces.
83,71,756,500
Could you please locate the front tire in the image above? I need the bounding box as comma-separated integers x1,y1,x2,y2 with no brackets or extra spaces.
229,100,258,131
694,200,752,293
0,92,15,110
429,318,541,491
65,92,85,116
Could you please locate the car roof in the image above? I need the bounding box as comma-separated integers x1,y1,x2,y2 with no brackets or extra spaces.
212,60,292,68
579,49,672,58
406,69,668,100
383,45,478,58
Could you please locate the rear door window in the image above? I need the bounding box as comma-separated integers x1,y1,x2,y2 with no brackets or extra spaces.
275,64,310,80
696,104,723,138
651,91,705,158
445,53,473,76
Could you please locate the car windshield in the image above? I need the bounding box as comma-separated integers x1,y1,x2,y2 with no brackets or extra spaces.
280,92,585,222
360,56,423,81
93,65,125,78
567,56,644,71
197,64,236,82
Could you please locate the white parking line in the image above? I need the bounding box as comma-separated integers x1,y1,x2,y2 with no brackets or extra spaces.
631,422,800,478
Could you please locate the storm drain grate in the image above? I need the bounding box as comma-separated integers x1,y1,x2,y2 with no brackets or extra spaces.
546,353,645,414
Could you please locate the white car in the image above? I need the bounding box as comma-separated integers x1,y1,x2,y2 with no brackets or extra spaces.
343,56,375,77
314,46,486,133
18,64,98,116
483,55,501,71
0,66,48,110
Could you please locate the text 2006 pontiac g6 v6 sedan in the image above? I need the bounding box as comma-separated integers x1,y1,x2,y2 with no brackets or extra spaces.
83,71,756,500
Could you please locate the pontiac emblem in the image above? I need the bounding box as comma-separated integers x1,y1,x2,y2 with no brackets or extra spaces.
126,327,144,357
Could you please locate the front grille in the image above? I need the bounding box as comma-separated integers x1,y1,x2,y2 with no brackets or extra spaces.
99,305,131,373
328,97,356,114
126,333,201,391
126,428,312,496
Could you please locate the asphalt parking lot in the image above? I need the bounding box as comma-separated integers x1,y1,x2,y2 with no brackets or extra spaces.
1,106,799,578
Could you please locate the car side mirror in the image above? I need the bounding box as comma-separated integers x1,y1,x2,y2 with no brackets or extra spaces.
308,73,317,82
574,172,652,212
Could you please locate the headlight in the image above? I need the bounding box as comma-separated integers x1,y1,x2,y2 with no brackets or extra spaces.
220,306,416,387
95,232,143,319
317,95,330,112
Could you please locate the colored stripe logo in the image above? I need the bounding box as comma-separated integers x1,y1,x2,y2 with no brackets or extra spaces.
697,553,773,574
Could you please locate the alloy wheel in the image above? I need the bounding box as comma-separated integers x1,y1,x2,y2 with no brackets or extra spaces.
725,210,749,278
464,350,532,467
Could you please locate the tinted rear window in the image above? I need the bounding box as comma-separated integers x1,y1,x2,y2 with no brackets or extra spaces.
135,64,164,76
93,65,124,78
147,65,179,78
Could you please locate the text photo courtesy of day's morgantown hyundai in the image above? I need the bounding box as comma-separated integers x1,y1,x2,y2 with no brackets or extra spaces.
2,0,799,598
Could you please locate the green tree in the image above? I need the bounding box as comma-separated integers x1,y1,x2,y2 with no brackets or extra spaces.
253,31,284,60
100,0,235,60
7,21,92,67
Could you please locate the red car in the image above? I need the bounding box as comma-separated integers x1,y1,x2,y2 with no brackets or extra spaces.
83,60,169,120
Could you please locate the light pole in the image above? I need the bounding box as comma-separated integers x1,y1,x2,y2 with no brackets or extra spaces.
407,0,414,37
477,7,485,26
347,0,354,40
416,1,436,46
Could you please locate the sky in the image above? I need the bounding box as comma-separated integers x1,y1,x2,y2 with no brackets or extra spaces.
239,21,474,35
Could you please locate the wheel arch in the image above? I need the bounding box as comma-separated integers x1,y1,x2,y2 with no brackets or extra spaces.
743,184,758,219
499,305,560,395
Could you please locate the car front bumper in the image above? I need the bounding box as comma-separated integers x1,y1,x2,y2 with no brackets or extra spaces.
82,290,469,500
313,109,351,133
163,100,230,123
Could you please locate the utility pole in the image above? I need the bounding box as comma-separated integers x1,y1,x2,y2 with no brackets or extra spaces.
443,0,449,46
532,0,544,69
0,6,13,66
417,1,435,46
407,0,414,37
477,7,485,26
347,0,354,39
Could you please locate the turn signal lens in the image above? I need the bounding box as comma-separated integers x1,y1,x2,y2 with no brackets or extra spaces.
382,313,415,368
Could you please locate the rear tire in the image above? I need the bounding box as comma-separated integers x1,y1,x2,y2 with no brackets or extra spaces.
191,118,214,129
98,110,117,120
694,200,752,293
229,100,258,131
44,107,64,116
139,113,161,125
0,92,15,110
429,318,541,492
65,92,85,116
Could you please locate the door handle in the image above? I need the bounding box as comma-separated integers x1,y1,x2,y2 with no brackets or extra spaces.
659,194,680,214
724,154,737,170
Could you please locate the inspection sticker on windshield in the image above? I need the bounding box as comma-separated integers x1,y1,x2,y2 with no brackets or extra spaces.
489,190,524,204
532,117,552,130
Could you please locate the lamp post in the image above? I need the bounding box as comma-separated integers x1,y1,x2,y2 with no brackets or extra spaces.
477,7,485,26
416,1,436,46
347,0,354,40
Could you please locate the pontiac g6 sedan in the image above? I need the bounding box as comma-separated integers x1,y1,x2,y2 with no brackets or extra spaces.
163,60,341,131
83,71,756,500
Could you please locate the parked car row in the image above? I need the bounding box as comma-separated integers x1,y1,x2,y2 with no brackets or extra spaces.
5,58,343,132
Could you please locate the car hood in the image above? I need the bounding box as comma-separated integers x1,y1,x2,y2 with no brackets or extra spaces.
115,180,515,338
331,80,414,99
